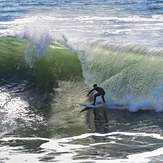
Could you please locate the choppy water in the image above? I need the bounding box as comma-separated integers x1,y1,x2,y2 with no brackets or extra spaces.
0,0,163,162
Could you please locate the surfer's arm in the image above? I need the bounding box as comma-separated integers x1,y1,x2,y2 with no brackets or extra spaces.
87,88,95,96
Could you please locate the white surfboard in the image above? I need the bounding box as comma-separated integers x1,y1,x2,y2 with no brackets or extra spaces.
78,102,105,108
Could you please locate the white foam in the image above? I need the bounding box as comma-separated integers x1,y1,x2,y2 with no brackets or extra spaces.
1,132,163,162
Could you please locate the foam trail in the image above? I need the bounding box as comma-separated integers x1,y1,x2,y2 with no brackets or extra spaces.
40,132,163,162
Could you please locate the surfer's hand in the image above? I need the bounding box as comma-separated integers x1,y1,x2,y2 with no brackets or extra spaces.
87,94,89,97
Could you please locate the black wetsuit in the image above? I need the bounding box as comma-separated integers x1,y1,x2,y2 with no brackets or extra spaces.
88,86,105,105
89,86,105,96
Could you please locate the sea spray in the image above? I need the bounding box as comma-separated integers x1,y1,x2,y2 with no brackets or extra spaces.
23,26,53,67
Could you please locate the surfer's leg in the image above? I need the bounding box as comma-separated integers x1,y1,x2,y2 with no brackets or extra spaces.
93,93,100,105
101,93,105,103
101,95,105,103
93,95,96,105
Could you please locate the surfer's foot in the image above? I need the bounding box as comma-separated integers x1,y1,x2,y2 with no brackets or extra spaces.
92,103,95,106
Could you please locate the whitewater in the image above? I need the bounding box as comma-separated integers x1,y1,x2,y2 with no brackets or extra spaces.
0,0,163,163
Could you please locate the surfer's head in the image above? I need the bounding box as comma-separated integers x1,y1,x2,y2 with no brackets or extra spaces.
93,84,97,88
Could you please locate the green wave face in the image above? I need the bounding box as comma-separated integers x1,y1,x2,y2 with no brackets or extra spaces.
0,36,82,88
78,41,163,108
1,36,163,110
0,37,28,75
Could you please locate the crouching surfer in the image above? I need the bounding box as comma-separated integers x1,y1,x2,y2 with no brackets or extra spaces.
87,84,105,106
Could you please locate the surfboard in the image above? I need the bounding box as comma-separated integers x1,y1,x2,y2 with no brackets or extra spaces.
78,102,105,108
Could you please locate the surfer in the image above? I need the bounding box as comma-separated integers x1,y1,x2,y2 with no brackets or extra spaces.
87,84,105,106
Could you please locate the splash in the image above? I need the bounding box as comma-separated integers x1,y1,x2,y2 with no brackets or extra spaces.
22,25,53,67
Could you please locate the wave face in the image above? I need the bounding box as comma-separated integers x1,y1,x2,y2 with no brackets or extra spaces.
2,36,163,112
0,36,82,86
73,40,163,111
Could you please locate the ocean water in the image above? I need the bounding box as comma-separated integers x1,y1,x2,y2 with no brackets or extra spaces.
1,0,163,162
